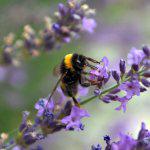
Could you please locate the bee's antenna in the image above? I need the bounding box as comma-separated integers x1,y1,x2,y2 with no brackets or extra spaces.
86,61,98,70
84,56,100,64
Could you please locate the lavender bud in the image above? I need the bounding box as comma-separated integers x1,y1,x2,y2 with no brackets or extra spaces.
119,59,126,74
2,51,12,64
142,45,150,57
23,133,37,145
36,134,45,140
110,88,121,94
140,86,147,92
141,78,150,87
104,72,111,84
112,70,120,83
104,135,111,143
58,3,66,15
143,71,150,78
52,23,61,32
143,59,150,67
79,124,85,131
44,111,54,121
132,64,139,72
94,89,101,96
34,117,42,126
107,94,118,101
101,96,111,103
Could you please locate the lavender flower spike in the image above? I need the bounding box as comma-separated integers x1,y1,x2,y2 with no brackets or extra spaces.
61,106,90,130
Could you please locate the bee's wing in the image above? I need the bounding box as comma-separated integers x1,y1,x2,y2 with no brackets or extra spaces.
53,64,61,76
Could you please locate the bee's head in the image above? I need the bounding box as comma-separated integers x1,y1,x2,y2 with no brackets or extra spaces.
73,54,86,71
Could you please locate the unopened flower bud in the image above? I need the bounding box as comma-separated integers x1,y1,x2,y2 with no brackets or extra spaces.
143,71,150,78
101,96,111,103
119,59,126,75
141,78,150,87
110,88,121,94
94,89,101,96
140,86,147,92
52,23,61,32
132,64,139,72
107,94,118,101
142,45,150,57
112,70,120,83
104,135,111,143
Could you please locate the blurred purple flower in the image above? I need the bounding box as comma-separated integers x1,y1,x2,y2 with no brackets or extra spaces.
111,134,136,150
12,146,22,150
137,122,150,150
82,17,97,33
35,98,54,117
119,80,140,99
127,47,145,65
0,66,7,81
61,106,90,130
9,68,27,88
93,122,150,150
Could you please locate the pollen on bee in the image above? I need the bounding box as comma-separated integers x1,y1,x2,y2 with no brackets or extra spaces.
64,54,73,69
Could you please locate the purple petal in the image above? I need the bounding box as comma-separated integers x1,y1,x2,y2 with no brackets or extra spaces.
78,85,89,97
102,56,109,67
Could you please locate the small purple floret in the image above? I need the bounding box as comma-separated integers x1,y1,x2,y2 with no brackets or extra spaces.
119,80,140,99
127,47,145,65
82,17,97,33
61,106,90,130
35,98,54,117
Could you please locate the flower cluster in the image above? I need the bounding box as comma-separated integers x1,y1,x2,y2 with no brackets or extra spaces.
87,46,150,112
92,122,150,150
1,0,96,66
1,86,89,149
0,46,149,149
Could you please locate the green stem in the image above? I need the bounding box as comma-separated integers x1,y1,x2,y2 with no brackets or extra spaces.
80,69,146,106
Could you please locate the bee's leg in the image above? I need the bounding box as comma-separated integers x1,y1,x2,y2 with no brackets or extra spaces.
82,71,92,76
79,75,101,87
86,61,98,70
67,88,80,107
82,71,99,78
72,96,80,107
79,75,91,87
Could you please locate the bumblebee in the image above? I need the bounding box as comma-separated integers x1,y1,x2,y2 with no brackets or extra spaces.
48,53,100,107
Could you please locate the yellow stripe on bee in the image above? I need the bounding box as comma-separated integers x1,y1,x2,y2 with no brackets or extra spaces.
64,54,73,69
